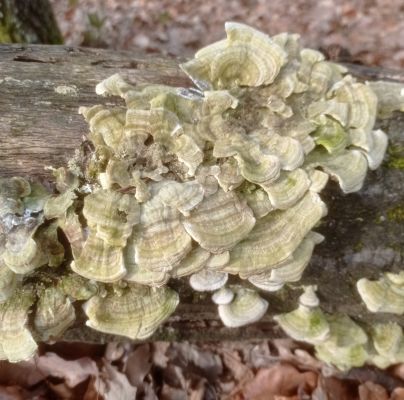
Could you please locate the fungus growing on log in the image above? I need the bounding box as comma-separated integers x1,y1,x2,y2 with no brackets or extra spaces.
0,22,402,366
218,287,268,328
357,272,404,314
83,284,179,340
276,287,404,370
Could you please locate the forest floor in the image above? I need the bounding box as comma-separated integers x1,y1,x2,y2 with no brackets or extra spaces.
1,1,404,399
50,0,404,69
1,340,404,399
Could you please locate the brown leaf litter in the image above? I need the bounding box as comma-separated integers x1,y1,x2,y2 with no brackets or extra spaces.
0,340,403,399
50,0,404,69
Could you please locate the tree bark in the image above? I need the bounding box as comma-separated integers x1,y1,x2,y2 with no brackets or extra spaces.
0,0,63,44
1,44,404,343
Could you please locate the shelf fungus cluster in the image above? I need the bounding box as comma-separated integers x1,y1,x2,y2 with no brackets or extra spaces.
275,287,404,370
0,176,73,362
0,22,400,365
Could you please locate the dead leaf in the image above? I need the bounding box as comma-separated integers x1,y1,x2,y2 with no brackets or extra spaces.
242,362,317,400
312,375,356,400
93,362,137,400
167,343,223,382
83,377,99,400
273,339,323,372
46,381,75,399
124,344,152,388
143,382,159,400
104,342,125,362
0,360,44,387
391,388,404,400
163,365,187,389
0,386,26,400
220,349,254,382
218,380,236,395
161,384,187,400
152,342,170,369
392,364,404,381
249,342,274,369
36,352,98,387
359,381,389,400
189,379,207,400
294,349,325,370
0,384,48,400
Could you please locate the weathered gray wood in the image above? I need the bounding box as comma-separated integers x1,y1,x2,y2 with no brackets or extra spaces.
1,44,404,342
0,44,190,180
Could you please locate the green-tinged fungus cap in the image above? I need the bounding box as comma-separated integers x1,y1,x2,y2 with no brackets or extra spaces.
83,284,179,340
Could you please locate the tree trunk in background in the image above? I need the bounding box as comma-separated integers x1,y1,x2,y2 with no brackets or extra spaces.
0,44,404,342
0,0,62,44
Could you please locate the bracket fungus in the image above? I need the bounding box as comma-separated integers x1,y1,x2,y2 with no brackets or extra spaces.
218,287,268,328
190,270,228,292
0,22,402,365
370,322,404,368
314,314,369,371
275,287,404,370
34,286,76,341
83,284,179,340
274,286,330,344
0,290,37,363
212,287,235,305
357,272,404,314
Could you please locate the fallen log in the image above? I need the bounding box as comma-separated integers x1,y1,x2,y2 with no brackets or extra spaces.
1,44,404,343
